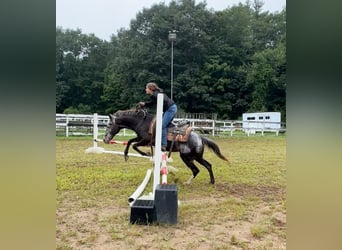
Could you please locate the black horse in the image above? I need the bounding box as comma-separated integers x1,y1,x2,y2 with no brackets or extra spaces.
103,108,229,184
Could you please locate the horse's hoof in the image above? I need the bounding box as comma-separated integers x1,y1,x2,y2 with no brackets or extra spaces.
183,176,194,185
124,156,129,161
183,179,193,185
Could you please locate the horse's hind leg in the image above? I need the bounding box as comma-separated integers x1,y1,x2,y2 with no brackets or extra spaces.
196,158,215,184
180,154,200,185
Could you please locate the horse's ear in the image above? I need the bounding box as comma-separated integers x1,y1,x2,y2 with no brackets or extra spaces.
109,114,114,121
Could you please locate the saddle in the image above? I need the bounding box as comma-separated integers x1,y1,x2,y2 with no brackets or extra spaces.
167,120,192,142
149,118,192,143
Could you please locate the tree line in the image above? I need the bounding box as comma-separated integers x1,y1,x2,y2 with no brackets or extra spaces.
56,0,286,120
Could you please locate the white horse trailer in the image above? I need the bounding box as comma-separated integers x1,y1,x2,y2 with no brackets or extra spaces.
242,112,281,135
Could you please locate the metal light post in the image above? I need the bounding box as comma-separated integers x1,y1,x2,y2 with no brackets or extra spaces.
168,30,176,100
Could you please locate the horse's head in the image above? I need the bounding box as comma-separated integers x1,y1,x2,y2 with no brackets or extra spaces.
103,108,149,144
103,114,121,144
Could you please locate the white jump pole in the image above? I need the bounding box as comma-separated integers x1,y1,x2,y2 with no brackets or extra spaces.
161,152,168,185
127,93,164,203
85,113,106,153
152,93,163,197
66,114,69,137
101,150,151,159
128,168,153,204
93,113,98,148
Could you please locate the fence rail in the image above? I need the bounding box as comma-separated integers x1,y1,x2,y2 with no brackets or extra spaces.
56,113,286,137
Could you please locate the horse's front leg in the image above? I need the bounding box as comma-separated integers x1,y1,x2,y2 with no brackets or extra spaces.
124,137,140,161
132,139,152,156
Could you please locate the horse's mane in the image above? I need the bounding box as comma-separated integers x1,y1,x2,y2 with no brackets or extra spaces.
115,109,138,117
114,108,150,118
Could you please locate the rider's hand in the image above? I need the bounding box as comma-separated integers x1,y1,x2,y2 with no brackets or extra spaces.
136,102,145,109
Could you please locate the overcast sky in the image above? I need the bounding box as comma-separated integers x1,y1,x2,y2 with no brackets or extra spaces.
56,0,286,41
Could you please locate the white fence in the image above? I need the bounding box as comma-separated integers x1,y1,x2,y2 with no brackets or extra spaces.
56,113,286,137
56,113,135,137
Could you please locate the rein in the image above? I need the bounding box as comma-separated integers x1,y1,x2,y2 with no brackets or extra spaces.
136,109,148,129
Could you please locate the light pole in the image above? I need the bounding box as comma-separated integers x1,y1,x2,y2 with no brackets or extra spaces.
168,30,176,100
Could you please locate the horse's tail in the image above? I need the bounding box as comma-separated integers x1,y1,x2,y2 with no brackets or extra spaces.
201,136,229,162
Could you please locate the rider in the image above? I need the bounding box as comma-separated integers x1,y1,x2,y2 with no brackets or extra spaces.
138,82,177,152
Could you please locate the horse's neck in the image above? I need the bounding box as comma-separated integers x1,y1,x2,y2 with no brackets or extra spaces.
119,114,152,133
119,117,140,129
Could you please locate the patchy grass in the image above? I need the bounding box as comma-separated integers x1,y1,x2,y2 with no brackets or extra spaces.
56,134,286,249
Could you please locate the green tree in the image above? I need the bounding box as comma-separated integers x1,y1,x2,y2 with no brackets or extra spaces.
246,42,286,119
246,7,286,120
57,1,286,121
56,27,111,113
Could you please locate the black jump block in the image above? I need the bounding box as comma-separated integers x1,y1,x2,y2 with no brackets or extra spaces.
130,199,156,225
155,184,178,225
